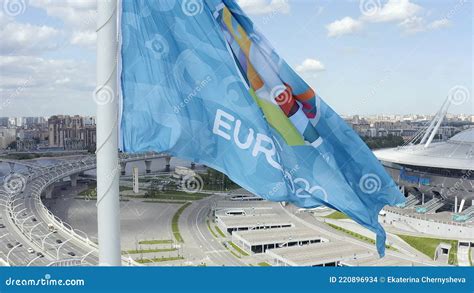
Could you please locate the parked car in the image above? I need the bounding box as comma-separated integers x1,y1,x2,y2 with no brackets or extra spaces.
67,252,76,256
56,239,62,244
6,243,13,249
27,248,34,254
0,224,5,228
36,252,44,258
32,218,37,222
48,224,57,233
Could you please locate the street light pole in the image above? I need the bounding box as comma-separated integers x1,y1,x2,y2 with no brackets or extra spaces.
96,0,121,266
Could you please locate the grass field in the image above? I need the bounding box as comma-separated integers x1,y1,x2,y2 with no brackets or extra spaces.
78,185,131,197
142,200,187,204
136,256,184,264
138,239,173,245
207,220,218,238
79,186,97,198
326,223,395,251
215,226,226,237
469,248,473,266
122,248,176,254
325,211,349,220
172,202,191,243
228,241,249,256
143,190,209,201
257,262,271,266
397,234,458,265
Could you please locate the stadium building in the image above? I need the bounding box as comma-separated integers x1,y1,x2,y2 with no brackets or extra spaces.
374,100,474,222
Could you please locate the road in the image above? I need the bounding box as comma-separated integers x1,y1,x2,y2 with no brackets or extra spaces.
0,153,169,266
181,195,246,266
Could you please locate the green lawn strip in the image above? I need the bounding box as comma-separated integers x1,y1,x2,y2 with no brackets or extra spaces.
74,196,129,202
172,202,192,243
214,225,226,237
228,241,249,256
147,195,205,201
142,200,187,204
79,186,96,198
396,234,458,265
128,194,205,201
326,223,395,251
222,242,241,258
138,239,173,245
122,248,176,254
324,211,349,220
257,262,271,266
469,248,473,266
144,191,209,201
448,241,458,265
230,251,241,259
207,220,219,238
136,256,184,264
119,186,133,192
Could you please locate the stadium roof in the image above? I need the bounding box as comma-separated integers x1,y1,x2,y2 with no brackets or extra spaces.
374,128,474,171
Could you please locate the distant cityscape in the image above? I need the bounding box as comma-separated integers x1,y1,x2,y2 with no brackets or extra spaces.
0,115,96,152
0,113,473,152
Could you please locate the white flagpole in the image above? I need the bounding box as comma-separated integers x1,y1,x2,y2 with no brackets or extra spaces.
96,0,121,266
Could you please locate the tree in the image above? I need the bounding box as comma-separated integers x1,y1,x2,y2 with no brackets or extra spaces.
7,141,17,150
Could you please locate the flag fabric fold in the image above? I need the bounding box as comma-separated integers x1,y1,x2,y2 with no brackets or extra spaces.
119,0,405,256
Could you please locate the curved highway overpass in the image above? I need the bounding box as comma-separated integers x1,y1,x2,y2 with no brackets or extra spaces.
0,152,169,266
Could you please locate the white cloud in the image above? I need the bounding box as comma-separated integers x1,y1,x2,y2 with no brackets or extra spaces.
399,17,451,34
0,56,94,90
326,17,363,37
28,0,97,49
70,31,96,48
237,0,290,15
362,0,422,23
30,0,96,30
296,59,325,74
0,56,95,116
428,18,450,30
327,0,451,37
398,16,425,34
0,20,61,54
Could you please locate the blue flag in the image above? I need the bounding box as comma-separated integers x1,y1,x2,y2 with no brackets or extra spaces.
119,0,405,256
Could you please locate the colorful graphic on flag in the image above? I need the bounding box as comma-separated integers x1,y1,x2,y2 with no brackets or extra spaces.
119,0,405,256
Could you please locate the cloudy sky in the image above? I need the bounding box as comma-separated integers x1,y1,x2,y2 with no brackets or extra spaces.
0,0,472,117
